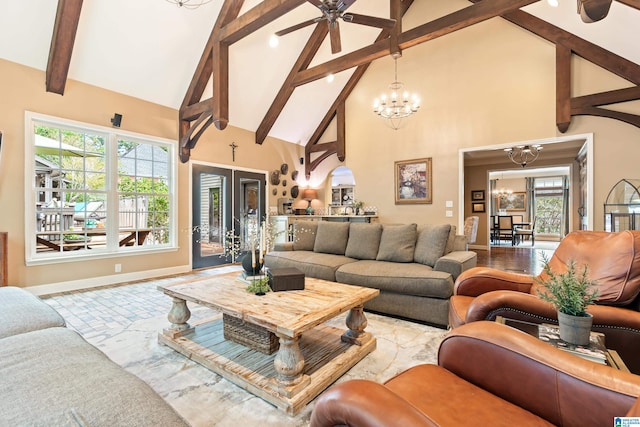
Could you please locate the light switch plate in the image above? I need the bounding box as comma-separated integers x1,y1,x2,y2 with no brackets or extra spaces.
445,200,453,208
445,210,453,217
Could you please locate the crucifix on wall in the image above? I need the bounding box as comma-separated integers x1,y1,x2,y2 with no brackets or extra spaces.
229,142,237,162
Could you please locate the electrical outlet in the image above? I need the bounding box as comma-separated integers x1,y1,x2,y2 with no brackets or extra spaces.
115,263,122,273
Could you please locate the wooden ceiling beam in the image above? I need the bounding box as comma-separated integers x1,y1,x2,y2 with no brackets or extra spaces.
572,86,640,107
556,45,572,133
616,0,640,10
502,10,640,85
218,0,307,44
255,23,329,145
46,0,83,95
293,0,539,87
181,0,243,110
179,0,243,162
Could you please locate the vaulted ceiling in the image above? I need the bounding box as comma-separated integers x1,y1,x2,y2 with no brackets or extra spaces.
2,0,639,173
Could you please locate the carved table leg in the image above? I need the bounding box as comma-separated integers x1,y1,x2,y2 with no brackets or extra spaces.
270,334,310,397
342,304,372,345
163,297,194,338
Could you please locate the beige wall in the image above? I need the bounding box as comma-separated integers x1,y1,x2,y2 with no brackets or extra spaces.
0,59,305,289
341,1,640,231
3,0,640,287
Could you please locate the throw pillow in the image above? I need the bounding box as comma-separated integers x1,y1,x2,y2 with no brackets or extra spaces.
414,224,452,267
376,224,417,262
313,221,350,255
292,221,318,251
345,223,383,260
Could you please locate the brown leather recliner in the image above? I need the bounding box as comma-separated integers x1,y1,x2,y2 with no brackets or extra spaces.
449,230,640,373
310,322,640,427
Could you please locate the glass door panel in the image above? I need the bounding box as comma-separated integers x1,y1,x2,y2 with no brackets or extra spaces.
234,171,266,253
192,164,232,269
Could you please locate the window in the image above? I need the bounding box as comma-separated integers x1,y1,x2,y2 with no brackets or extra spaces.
534,177,564,235
26,112,176,263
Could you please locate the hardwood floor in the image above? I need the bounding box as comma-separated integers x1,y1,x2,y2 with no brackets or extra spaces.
474,241,559,275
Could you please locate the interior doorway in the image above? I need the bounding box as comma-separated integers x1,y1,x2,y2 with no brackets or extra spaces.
192,164,266,269
460,133,593,249
489,168,570,246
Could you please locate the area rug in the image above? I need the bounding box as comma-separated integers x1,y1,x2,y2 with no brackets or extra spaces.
45,272,447,426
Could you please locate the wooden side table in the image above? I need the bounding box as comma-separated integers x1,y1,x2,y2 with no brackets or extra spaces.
496,316,629,372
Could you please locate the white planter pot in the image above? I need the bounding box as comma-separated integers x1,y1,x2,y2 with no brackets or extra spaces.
557,311,593,346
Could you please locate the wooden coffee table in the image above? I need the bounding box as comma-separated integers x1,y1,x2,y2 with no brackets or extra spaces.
157,272,379,415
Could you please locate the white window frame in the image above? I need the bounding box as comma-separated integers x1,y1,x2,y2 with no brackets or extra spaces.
25,111,177,265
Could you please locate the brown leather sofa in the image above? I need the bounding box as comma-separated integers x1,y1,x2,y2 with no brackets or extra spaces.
310,321,640,427
449,230,640,373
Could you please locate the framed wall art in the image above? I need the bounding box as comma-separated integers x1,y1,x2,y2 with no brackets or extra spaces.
497,191,526,211
471,190,485,201
394,158,432,204
472,202,485,213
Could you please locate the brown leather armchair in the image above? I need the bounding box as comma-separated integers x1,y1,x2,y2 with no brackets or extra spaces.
449,230,640,373
310,322,640,427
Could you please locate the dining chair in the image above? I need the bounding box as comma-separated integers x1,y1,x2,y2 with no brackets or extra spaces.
515,217,536,246
490,215,498,244
512,214,524,223
496,215,515,246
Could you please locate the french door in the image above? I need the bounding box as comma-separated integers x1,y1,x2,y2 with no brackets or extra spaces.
192,164,265,269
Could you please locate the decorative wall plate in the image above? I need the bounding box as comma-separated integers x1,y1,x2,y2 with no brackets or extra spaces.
291,185,299,198
282,190,287,196
291,170,299,181
270,170,281,185
280,163,289,175
272,188,277,196
282,179,287,187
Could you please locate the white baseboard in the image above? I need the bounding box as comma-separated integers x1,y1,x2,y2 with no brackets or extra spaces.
25,264,192,297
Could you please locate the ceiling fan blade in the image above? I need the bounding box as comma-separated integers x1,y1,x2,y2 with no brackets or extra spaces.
275,18,321,37
343,13,396,30
329,20,342,54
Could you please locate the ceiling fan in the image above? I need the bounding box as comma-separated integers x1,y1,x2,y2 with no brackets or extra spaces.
275,0,396,54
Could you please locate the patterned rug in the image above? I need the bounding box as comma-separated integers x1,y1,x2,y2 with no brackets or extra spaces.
45,268,447,426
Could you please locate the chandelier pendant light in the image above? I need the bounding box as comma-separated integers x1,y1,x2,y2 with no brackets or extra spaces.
373,54,420,130
165,0,213,9
504,144,543,168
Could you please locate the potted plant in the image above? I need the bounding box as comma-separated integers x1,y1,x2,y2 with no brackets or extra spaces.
535,257,599,345
246,276,270,295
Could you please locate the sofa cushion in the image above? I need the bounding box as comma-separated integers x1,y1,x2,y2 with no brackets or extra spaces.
292,220,318,251
336,260,454,298
376,224,417,263
0,286,66,339
414,224,452,267
265,250,356,282
445,225,458,254
0,327,188,426
314,221,350,255
345,223,383,260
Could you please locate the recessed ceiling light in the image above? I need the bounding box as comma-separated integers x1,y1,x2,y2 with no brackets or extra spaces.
269,34,279,48
326,74,335,83
548,0,559,7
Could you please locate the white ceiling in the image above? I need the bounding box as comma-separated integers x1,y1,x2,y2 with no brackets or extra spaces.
1,1,638,145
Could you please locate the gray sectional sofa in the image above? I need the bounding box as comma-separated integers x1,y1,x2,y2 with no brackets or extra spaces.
0,286,188,427
264,221,477,327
